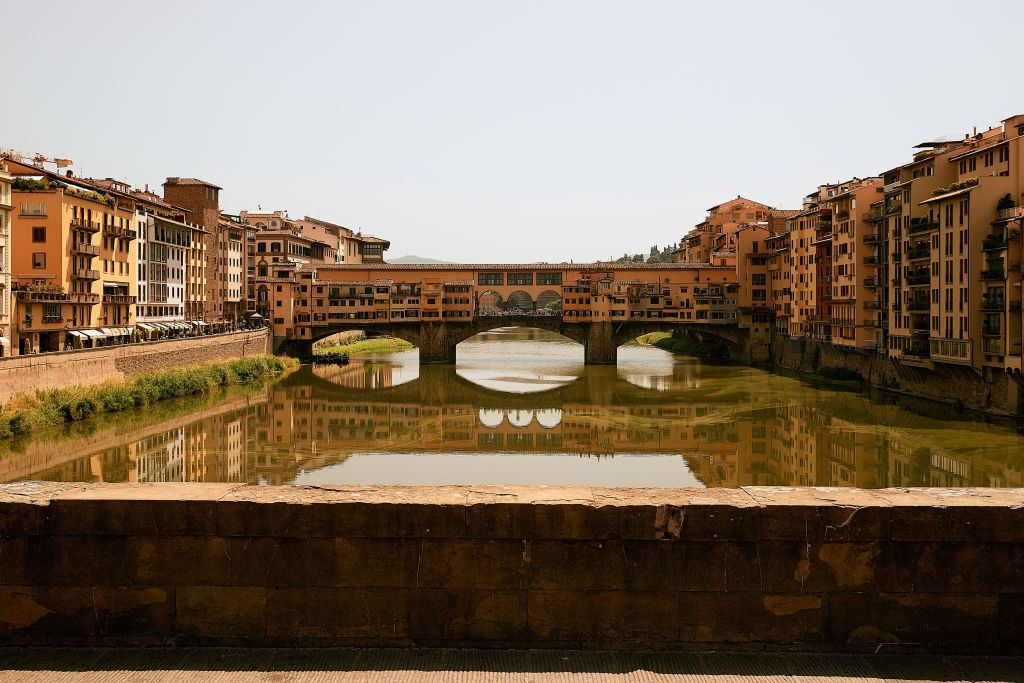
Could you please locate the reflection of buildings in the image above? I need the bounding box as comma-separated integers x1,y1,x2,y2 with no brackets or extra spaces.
9,365,1024,489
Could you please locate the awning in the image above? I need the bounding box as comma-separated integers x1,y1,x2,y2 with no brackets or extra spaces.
68,330,87,340
82,329,106,339
194,321,209,327
99,328,114,336
137,323,155,331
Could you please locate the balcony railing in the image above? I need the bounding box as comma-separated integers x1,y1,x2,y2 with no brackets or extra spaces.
909,217,939,234
42,314,63,324
863,278,877,288
982,323,1002,337
907,299,930,312
864,301,881,310
72,268,100,280
70,218,101,233
982,236,1007,251
863,256,881,266
981,296,1006,311
863,210,884,222
863,319,882,328
907,245,931,261
907,272,930,286
72,242,100,256
103,294,137,304
105,226,138,240
886,203,903,215
996,206,1024,221
863,233,881,244
981,269,1006,281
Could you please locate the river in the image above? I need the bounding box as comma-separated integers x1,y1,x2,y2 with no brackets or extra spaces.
5,327,1024,488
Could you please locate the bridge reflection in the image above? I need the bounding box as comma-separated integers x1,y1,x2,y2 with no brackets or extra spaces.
7,362,1024,490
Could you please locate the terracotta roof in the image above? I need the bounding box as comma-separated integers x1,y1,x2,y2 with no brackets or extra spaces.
163,177,223,190
316,262,733,271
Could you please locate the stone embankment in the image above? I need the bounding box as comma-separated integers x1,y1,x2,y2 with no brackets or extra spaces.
771,335,1018,415
0,329,271,405
0,483,1020,653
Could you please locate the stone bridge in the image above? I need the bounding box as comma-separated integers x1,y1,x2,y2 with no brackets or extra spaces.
278,316,756,365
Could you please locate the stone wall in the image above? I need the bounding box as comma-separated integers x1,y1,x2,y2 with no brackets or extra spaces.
0,483,1021,652
771,334,1017,415
0,329,271,405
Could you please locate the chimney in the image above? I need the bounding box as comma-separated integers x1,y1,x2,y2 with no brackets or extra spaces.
65,170,73,178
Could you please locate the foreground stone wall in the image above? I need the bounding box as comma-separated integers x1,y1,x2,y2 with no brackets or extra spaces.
0,329,271,404
771,335,1015,414
0,483,1021,653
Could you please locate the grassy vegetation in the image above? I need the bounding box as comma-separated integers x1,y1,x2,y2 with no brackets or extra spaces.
815,366,865,383
653,330,730,359
0,355,296,441
316,336,415,356
628,331,671,346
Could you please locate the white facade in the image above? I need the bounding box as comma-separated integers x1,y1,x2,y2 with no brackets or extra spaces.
136,212,189,325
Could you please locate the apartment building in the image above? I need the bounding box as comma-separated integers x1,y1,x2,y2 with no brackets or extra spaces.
734,225,773,340
7,160,136,353
162,177,234,327
828,178,883,350
0,161,12,355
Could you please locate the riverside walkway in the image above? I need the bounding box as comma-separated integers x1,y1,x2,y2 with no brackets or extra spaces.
1,649,1021,682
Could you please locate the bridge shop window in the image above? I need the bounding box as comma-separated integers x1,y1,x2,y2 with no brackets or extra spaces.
507,272,533,286
537,272,562,286
478,273,503,286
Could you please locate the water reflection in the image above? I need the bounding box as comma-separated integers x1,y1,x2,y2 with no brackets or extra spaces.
6,328,1024,488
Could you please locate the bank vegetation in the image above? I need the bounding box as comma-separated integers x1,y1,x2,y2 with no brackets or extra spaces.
0,355,296,441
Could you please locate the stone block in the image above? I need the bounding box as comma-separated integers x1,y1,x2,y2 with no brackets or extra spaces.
529,540,627,590
265,587,409,639
679,592,826,644
622,541,727,592
176,586,266,638
417,539,528,589
409,589,528,641
0,585,173,639
527,590,679,643
888,542,1024,593
0,536,127,586
726,541,891,593
335,538,420,588
126,537,230,586
829,593,999,647
228,537,337,587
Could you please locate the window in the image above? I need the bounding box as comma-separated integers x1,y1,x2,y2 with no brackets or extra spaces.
478,273,503,286
537,272,562,285
32,253,46,269
507,272,532,285
32,226,46,242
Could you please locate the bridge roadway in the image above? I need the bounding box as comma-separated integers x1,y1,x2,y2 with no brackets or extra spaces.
279,314,753,365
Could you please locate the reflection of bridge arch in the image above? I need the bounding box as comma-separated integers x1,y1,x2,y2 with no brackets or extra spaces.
536,408,562,428
506,409,534,428
478,408,504,428
506,291,534,312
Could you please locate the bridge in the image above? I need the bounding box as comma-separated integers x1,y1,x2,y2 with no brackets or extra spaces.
265,262,764,364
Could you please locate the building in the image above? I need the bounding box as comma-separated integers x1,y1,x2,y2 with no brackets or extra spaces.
828,178,883,350
0,160,12,354
7,159,137,353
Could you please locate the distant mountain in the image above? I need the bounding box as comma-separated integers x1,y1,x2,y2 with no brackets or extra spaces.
387,255,457,264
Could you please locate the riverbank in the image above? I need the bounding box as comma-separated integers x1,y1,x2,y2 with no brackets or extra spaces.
0,355,296,441
316,336,414,356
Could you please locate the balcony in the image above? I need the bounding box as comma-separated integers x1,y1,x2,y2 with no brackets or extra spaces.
863,278,878,288
982,236,1007,251
996,206,1024,221
105,226,138,240
907,244,931,261
984,337,1004,355
862,256,881,266
886,203,903,215
891,252,902,263
863,319,882,328
863,233,881,244
15,290,65,302
981,269,1006,281
981,296,1005,312
72,267,100,280
912,324,930,335
909,217,939,234
103,294,137,305
907,298,930,312
863,210,884,222
42,314,63,324
72,242,100,256
982,323,1002,337
864,301,881,311
907,272,930,286
70,218,101,233
69,292,100,304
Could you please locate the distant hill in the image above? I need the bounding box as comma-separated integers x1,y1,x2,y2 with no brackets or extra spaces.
388,255,457,264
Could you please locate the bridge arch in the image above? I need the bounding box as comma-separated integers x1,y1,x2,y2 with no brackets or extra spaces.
478,291,504,313
536,290,561,310
506,291,534,312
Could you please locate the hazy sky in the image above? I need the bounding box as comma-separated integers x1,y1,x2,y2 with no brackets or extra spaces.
4,1,1021,262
